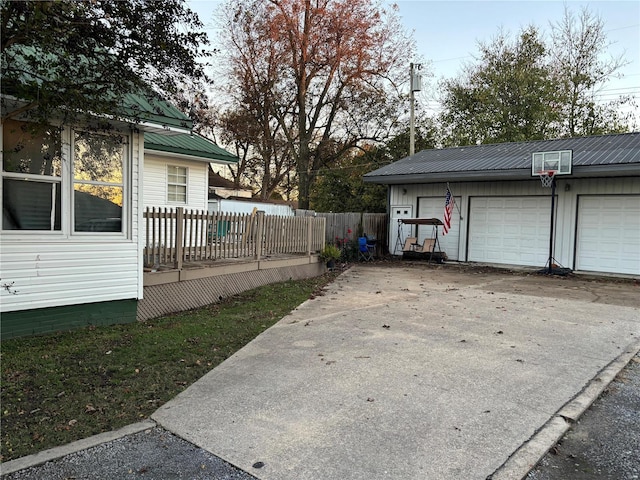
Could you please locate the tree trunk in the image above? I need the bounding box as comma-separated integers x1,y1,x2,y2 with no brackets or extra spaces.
297,141,311,210
260,170,271,200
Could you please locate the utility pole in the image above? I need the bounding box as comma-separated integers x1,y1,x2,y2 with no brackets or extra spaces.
409,63,422,156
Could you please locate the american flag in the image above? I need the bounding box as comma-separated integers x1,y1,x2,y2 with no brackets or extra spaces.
443,187,454,236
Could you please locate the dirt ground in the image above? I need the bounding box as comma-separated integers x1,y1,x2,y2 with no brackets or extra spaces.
376,260,640,308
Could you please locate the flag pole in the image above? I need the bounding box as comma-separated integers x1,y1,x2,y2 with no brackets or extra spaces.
446,183,463,219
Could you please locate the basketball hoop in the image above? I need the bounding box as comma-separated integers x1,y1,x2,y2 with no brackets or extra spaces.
538,170,556,188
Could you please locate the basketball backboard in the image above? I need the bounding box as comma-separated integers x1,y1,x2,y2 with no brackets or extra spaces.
532,150,572,176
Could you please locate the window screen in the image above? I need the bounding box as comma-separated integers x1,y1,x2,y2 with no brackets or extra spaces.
73,131,125,233
2,119,62,230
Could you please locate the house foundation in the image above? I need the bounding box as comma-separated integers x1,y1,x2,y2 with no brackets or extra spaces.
138,255,324,321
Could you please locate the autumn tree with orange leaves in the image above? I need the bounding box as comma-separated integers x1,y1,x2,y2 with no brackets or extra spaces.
216,0,415,208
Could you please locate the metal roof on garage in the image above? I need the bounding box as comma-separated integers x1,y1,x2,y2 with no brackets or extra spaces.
364,132,640,184
144,132,238,164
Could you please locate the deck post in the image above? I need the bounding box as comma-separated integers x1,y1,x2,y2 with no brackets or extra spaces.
175,207,184,270
255,211,265,260
307,216,313,257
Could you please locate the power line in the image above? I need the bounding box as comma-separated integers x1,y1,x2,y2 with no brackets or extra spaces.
310,160,394,176
432,55,473,64
596,85,640,93
605,24,640,33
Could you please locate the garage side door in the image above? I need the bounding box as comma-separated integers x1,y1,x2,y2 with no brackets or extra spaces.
468,196,551,267
390,205,413,255
417,196,460,260
576,195,640,275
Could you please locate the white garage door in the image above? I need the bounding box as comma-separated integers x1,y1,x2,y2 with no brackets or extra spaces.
576,195,640,275
417,196,461,260
468,196,551,267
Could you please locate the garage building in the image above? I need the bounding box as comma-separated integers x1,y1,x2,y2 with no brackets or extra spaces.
363,133,640,276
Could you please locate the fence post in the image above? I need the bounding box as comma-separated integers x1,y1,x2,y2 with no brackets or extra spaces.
306,216,313,257
175,207,184,270
255,211,265,260
145,207,150,266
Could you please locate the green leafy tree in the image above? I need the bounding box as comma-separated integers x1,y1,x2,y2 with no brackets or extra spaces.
311,124,437,212
1,0,210,124
439,6,633,147
440,26,558,146
550,6,633,136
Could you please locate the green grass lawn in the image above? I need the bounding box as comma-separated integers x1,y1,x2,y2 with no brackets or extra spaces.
1,274,337,462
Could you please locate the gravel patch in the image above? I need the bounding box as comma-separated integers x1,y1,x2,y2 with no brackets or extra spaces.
527,355,640,480
2,427,257,480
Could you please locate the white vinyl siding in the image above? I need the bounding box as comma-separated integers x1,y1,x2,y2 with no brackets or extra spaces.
0,242,139,311
417,196,461,260
0,129,143,313
134,133,143,299
389,180,550,263
207,198,294,216
468,196,551,267
143,155,208,211
576,195,640,275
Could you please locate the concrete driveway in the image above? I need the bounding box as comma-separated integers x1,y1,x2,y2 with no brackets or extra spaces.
152,264,640,480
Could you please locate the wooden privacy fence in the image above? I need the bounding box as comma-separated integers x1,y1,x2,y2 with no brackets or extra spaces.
144,207,326,269
318,212,389,255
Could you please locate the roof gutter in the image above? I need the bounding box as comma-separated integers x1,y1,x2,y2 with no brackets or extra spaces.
363,169,531,185
134,121,192,136
363,164,640,185
145,147,238,165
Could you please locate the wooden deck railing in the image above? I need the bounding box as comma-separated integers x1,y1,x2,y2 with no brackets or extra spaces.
143,207,326,269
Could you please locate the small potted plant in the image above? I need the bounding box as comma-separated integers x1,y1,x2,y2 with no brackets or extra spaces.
319,244,341,270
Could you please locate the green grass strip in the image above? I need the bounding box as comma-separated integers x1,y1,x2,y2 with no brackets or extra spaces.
1,274,337,462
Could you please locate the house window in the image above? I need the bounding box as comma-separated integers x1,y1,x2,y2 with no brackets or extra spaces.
167,165,187,203
2,119,63,230
73,131,125,233
2,121,130,236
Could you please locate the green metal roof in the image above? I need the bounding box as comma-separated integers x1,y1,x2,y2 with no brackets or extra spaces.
123,93,192,132
3,44,193,133
144,132,238,164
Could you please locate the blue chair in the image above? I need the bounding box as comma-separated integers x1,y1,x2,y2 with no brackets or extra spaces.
358,236,374,261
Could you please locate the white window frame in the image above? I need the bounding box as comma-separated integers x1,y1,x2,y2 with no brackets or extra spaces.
0,119,64,234
72,129,129,237
167,165,188,204
1,121,131,240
